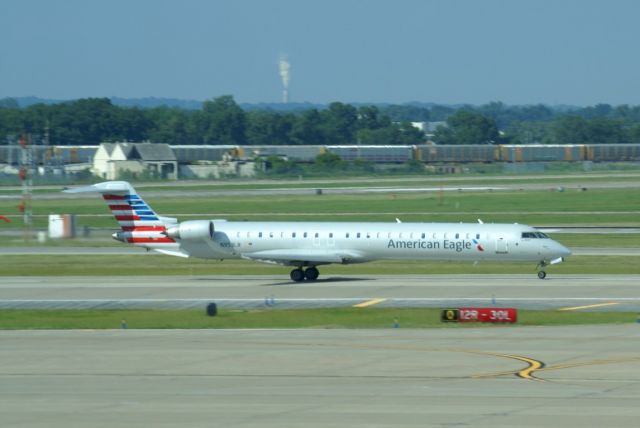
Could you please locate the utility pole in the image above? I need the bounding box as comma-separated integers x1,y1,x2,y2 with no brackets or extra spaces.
18,134,33,241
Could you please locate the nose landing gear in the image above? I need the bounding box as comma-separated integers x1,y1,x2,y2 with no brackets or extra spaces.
290,266,320,282
536,260,548,280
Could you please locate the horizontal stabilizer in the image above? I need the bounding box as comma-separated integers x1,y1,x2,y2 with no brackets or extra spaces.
63,181,135,194
158,216,178,225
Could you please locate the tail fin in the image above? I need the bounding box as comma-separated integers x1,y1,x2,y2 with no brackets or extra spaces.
63,181,177,245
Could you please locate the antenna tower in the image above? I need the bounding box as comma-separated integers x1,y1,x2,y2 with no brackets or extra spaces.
18,134,33,240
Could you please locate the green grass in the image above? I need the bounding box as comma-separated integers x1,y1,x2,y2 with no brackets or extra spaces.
0,255,638,276
161,174,640,191
0,236,123,247
2,169,640,192
2,169,640,199
554,234,640,247
0,308,636,330
59,173,640,192
2,187,640,228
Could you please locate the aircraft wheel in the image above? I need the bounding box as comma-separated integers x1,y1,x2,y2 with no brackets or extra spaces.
290,269,305,282
537,270,547,280
305,267,319,281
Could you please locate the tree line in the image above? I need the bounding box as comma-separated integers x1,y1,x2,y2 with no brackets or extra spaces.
1,96,640,146
0,96,422,147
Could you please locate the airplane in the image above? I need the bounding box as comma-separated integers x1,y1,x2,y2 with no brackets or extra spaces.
64,181,571,281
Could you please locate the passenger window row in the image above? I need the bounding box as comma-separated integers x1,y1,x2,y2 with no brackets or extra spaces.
239,232,485,240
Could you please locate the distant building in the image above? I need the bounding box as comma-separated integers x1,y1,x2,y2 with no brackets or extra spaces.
410,122,428,132
410,121,448,136
92,142,177,180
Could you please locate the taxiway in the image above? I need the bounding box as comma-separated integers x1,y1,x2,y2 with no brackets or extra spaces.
1,327,639,427
1,274,639,311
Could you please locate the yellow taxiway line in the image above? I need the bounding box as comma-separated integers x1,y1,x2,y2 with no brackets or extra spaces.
558,302,620,311
353,298,386,308
470,351,546,381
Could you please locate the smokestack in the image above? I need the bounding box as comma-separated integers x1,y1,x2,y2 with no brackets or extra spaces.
279,54,291,103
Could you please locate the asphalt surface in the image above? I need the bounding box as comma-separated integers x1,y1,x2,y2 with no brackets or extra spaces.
35,180,640,199
3,174,640,201
3,172,640,192
2,327,640,427
1,274,639,311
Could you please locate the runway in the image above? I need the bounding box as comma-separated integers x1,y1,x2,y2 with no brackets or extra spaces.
1,327,640,427
3,274,640,427
4,174,640,201
1,274,639,311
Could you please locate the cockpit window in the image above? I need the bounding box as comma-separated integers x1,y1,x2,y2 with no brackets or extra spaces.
522,232,549,239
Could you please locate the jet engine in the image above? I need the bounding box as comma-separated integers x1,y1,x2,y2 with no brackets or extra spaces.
164,220,214,241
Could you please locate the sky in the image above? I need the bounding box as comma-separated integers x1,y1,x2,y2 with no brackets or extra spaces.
1,0,640,106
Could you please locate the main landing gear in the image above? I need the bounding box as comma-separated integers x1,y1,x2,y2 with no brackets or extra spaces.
537,270,547,280
290,267,319,282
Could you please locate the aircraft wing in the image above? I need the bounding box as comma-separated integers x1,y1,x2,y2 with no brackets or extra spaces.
152,248,190,258
241,249,367,266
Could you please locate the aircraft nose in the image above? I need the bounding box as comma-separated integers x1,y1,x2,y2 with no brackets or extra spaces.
557,243,572,258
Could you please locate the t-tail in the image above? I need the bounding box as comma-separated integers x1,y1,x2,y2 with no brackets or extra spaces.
63,181,183,253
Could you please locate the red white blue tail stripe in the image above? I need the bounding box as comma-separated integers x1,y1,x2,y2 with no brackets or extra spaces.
102,192,175,244
63,181,176,245
103,193,161,225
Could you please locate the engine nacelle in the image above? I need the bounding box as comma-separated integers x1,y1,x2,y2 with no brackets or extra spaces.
165,220,214,241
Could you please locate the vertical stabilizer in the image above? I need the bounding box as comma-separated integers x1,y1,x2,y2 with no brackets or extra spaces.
63,181,176,245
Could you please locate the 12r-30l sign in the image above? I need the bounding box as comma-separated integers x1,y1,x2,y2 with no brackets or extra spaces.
441,308,517,323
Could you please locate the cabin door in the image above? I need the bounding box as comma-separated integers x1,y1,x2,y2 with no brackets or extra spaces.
495,237,509,254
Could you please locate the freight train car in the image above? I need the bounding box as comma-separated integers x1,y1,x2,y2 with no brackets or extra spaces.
497,145,584,162
242,145,324,162
171,145,238,163
0,146,16,164
326,145,414,163
586,143,640,161
47,146,98,163
0,145,98,165
416,144,495,163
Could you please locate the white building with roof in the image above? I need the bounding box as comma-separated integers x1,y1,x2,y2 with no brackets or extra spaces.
92,142,177,180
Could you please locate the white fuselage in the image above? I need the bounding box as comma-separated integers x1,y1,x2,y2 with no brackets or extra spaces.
174,221,571,265
62,181,572,280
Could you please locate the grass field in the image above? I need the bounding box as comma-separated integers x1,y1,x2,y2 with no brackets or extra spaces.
0,308,637,330
2,173,638,330
1,187,640,228
1,173,638,276
2,170,640,194
0,254,637,276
